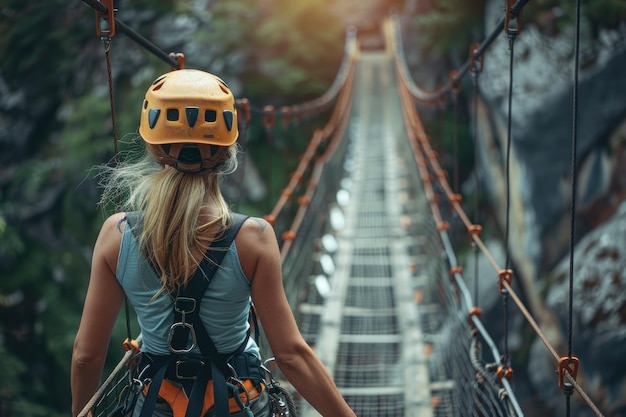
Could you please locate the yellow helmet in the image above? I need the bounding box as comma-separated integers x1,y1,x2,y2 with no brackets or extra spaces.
139,69,238,146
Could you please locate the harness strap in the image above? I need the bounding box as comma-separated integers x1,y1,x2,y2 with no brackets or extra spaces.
139,362,168,417
174,215,248,417
152,379,263,417
128,212,250,417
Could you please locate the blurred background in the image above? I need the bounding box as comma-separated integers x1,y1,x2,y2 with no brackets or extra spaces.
0,0,625,416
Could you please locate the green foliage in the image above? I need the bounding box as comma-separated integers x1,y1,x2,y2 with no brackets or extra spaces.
584,0,626,33
0,1,91,95
518,0,625,38
60,94,118,170
414,0,486,57
253,0,344,99
0,0,347,416
0,214,25,259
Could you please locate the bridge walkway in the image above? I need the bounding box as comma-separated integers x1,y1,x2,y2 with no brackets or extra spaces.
298,50,445,417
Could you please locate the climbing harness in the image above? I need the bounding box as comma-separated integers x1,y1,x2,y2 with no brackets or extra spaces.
126,212,266,417
120,211,298,417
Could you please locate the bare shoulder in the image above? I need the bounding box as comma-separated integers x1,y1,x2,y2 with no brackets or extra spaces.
95,213,127,269
242,216,272,234
235,216,280,279
96,212,127,244
237,216,277,247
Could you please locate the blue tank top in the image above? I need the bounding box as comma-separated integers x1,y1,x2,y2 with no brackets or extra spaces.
116,221,260,357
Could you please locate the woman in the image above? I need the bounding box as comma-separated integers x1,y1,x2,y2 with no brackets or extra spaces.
71,69,357,417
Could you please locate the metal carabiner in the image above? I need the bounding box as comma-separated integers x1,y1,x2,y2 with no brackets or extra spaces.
167,322,197,354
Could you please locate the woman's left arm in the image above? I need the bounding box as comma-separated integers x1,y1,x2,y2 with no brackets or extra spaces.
71,214,126,417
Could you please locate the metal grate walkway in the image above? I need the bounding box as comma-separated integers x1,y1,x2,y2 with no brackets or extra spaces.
298,52,434,417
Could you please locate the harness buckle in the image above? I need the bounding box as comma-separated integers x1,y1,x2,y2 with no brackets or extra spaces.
174,297,196,314
168,297,198,353
175,360,204,380
168,322,197,354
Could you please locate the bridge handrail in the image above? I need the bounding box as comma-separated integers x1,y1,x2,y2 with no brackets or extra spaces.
249,29,359,123
395,65,524,415
264,32,358,237
389,11,606,417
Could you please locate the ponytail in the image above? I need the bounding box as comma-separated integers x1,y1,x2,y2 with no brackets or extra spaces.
98,138,237,293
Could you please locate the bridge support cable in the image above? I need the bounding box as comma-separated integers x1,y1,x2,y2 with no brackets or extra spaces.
562,0,582,415
396,60,523,416
390,9,607,416
77,335,143,417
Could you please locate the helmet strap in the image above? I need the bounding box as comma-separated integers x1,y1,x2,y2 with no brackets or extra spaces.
161,144,228,173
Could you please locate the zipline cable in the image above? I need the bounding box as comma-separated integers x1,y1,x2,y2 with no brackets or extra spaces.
82,0,180,69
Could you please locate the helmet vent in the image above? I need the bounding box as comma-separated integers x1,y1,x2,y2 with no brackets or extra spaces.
148,108,161,129
152,75,167,85
223,110,234,131
178,144,202,163
166,109,179,121
205,110,217,122
140,70,238,147
185,107,199,127
152,81,165,91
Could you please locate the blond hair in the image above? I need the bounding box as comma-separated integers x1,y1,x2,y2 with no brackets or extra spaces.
99,137,238,292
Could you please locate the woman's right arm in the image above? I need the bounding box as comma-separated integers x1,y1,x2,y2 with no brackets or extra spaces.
71,214,126,417
238,218,357,417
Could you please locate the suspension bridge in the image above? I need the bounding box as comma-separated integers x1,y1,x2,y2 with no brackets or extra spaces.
80,1,609,416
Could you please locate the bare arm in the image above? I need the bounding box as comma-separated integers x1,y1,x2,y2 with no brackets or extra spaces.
237,218,357,417
71,214,126,417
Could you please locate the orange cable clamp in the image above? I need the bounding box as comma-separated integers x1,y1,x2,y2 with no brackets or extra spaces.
262,105,275,129
497,365,513,382
237,98,251,124
168,52,185,70
498,269,513,294
468,307,482,330
468,224,483,243
558,356,579,391
95,0,116,38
